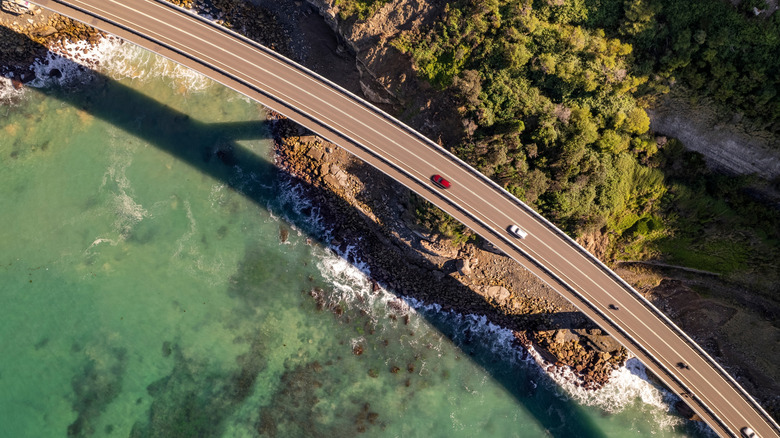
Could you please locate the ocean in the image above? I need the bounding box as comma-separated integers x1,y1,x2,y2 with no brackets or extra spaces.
0,38,713,437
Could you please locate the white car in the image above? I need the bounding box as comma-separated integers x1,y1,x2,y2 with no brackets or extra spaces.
508,224,528,239
740,426,757,438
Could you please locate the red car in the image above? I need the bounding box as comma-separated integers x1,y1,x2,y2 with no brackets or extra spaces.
431,174,451,189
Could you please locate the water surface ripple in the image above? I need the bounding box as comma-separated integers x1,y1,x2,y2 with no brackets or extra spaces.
0,40,711,438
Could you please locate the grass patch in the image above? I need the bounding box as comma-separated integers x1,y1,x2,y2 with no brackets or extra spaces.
334,0,389,20
656,235,751,275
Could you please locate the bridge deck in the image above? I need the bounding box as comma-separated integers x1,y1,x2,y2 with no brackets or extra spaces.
27,1,780,437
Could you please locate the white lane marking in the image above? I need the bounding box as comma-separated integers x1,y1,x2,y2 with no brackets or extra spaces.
77,0,716,390
60,0,758,428
78,0,733,407
89,1,633,297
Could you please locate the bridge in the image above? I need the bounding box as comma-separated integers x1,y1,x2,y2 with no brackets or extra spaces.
27,1,780,436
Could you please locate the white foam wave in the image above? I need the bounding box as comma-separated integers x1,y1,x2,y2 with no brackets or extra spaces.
406,297,528,364
313,244,529,366
173,199,197,259
99,42,213,92
0,76,25,103
315,246,376,311
527,346,687,431
19,33,212,93
312,238,692,432
273,178,326,235
86,238,119,250
27,37,122,89
168,199,226,285
100,131,149,238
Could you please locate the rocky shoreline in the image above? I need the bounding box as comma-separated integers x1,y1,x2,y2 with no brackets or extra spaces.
0,6,103,81
0,0,694,396
3,0,778,421
269,111,628,390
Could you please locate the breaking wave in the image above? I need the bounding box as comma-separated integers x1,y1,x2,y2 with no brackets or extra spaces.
98,42,214,92
0,76,23,103
15,33,213,93
99,128,149,239
311,216,694,434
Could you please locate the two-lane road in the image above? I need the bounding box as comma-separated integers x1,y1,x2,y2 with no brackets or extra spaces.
27,1,780,436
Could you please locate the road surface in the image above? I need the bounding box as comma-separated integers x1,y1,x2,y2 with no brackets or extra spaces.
26,1,780,436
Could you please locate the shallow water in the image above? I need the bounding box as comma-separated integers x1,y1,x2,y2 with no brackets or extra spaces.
0,41,713,437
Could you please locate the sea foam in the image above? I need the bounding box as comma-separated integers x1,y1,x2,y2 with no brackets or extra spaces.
0,75,24,103
16,31,214,93
98,42,214,92
311,224,695,433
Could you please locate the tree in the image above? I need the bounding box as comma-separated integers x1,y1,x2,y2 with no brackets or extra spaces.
453,70,482,107
622,107,650,135
537,53,557,74
620,0,660,37
598,129,630,154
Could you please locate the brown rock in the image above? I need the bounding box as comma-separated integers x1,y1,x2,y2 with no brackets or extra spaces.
455,258,471,276
675,400,703,422
486,286,510,304
35,25,57,37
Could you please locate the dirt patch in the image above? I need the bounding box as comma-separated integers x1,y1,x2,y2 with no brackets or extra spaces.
5,0,776,413
270,114,628,389
618,265,780,420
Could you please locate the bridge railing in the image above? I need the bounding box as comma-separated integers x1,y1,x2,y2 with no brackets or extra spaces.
30,1,780,434
153,2,779,432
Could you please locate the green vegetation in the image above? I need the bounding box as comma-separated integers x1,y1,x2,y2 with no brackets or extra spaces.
648,140,780,282
337,0,779,286
393,0,665,237
414,197,476,245
587,0,780,132
334,0,389,20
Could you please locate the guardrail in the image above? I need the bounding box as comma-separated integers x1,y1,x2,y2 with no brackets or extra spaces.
190,4,779,432
28,1,780,435
183,1,776,431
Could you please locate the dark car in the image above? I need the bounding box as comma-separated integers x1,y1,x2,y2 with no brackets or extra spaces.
431,174,451,189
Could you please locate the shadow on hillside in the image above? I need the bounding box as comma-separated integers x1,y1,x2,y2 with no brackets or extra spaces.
1,28,625,438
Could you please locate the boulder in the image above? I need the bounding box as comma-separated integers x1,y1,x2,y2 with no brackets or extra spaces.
455,258,471,276
307,147,324,161
551,329,580,345
36,25,57,38
486,286,510,304
578,332,624,354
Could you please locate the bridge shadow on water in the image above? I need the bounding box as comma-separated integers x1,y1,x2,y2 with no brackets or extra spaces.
5,29,610,438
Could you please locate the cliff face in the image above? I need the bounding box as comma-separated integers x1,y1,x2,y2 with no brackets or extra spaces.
648,92,780,180
275,1,780,416
306,0,439,73
5,0,776,415
304,0,463,145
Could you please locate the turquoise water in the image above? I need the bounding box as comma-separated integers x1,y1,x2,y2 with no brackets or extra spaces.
1,42,712,437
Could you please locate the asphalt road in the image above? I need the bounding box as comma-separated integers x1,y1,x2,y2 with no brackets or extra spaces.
28,1,780,436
